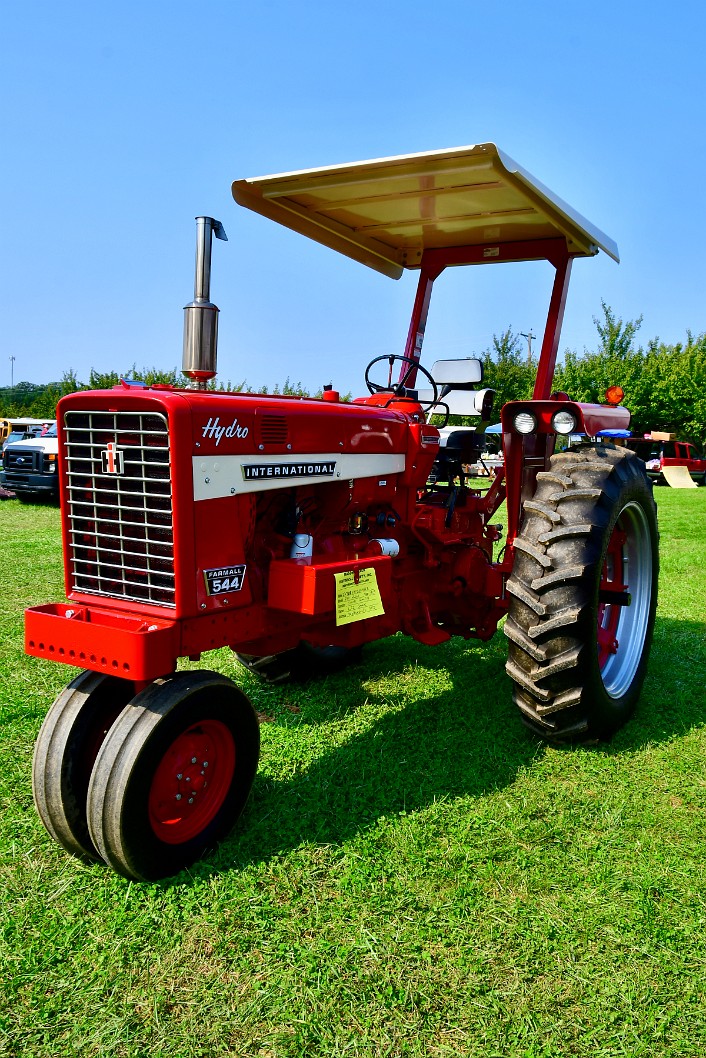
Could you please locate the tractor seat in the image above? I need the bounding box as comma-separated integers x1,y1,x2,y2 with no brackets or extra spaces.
416,358,495,421
428,426,486,484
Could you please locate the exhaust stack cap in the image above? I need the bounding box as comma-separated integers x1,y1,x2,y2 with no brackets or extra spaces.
182,217,228,387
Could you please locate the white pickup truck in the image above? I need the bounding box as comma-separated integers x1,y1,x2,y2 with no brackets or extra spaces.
0,422,59,499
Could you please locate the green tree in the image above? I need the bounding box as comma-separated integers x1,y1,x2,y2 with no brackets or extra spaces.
3,316,703,448
481,327,536,413
554,303,646,406
636,334,706,447
593,299,643,358
554,306,706,449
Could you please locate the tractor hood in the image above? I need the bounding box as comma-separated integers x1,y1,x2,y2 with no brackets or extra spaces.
232,143,619,279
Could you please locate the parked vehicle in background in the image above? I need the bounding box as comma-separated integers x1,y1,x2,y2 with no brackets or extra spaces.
624,433,706,485
0,421,58,499
1,429,31,453
0,417,53,450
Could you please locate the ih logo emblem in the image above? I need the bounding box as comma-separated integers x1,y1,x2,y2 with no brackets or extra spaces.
101,441,125,475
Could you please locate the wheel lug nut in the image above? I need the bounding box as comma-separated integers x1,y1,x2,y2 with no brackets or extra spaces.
191,757,197,764
176,794,182,801
176,773,183,780
188,797,194,804
203,761,209,768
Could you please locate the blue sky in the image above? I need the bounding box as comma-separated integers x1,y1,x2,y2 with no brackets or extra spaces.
2,0,704,398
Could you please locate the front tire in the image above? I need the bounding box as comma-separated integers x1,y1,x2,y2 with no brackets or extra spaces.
504,444,658,742
86,671,260,880
32,671,135,860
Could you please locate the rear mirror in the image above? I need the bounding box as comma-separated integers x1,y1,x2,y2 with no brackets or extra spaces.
430,358,483,386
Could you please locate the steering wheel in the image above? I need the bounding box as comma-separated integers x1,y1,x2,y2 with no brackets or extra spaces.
364,355,439,412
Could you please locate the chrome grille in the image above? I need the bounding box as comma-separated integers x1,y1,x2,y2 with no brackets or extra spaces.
64,410,175,608
5,447,41,472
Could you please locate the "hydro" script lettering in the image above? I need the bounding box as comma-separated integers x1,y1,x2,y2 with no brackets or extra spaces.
201,417,249,445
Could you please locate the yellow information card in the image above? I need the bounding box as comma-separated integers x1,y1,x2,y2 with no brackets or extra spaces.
334,567,385,626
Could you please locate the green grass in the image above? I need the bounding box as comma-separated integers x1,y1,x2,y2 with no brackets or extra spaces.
1,489,705,1057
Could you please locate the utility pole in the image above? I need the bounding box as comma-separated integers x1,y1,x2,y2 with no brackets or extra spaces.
520,331,536,364
9,355,15,395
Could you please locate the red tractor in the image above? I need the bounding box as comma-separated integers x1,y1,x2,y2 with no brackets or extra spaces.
27,144,658,881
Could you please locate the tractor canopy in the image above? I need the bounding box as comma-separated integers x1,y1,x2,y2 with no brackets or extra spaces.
232,143,619,279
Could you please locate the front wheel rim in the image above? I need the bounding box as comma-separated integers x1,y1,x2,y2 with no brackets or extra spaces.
148,720,236,844
598,502,653,699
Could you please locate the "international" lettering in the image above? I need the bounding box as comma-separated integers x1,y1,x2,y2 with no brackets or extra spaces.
242,461,336,480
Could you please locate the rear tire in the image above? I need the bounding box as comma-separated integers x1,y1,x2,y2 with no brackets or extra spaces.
504,444,658,743
235,642,362,684
86,670,260,880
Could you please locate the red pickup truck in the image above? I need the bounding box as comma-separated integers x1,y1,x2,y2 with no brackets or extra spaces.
624,435,706,485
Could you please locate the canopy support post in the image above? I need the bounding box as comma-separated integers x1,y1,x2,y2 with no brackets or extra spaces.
533,251,573,400
400,255,449,387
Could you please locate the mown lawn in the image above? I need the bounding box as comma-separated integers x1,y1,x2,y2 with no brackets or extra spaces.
1,489,705,1057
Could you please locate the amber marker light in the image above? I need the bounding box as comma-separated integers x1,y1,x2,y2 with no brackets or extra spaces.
604,385,625,406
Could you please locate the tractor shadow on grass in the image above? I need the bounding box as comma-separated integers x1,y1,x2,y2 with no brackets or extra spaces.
231,632,509,727
213,634,540,873
193,613,705,883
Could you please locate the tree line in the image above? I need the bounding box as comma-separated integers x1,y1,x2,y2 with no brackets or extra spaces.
0,368,315,418
2,305,705,449
477,303,706,448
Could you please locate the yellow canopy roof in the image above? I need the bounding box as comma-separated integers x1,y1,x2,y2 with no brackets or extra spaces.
232,143,619,280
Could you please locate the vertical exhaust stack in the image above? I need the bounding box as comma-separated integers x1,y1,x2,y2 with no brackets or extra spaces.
182,217,228,388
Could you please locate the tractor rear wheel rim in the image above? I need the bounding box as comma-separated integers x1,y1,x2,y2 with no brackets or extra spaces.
148,720,235,844
597,502,653,699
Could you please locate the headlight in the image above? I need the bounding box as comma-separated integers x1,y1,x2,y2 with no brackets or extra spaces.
551,410,577,435
513,412,537,435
